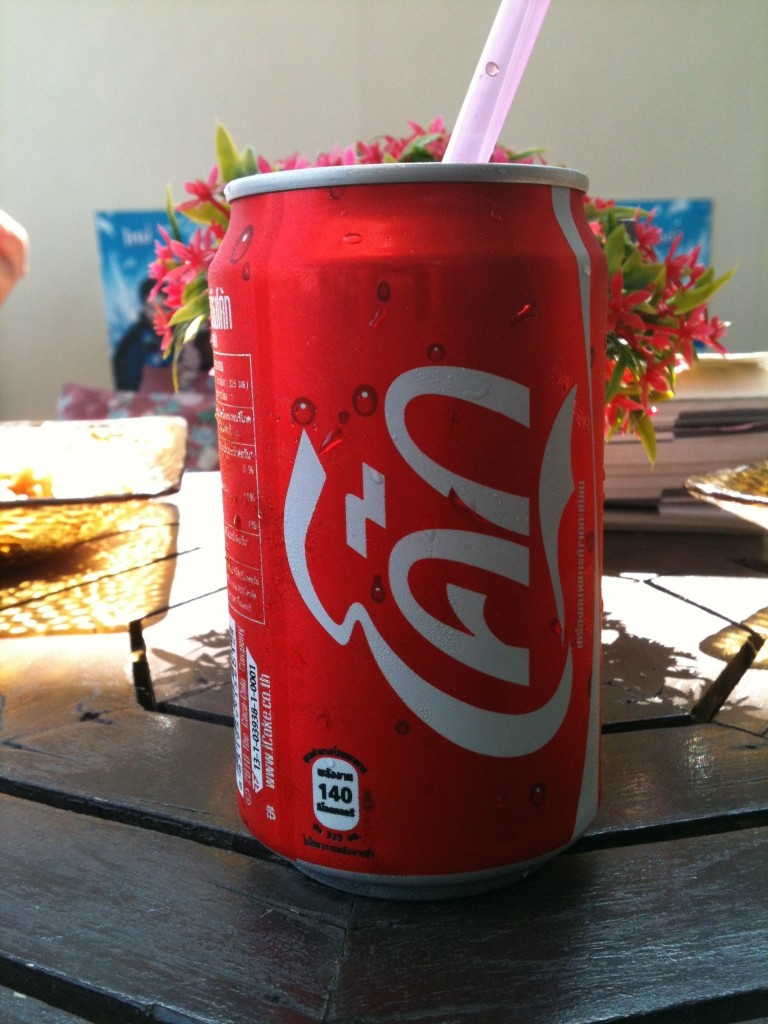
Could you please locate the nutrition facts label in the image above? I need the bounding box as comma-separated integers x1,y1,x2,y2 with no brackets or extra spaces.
214,351,266,624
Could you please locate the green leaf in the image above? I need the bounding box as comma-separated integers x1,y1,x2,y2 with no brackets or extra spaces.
668,267,736,314
240,146,258,176
604,225,627,277
631,412,657,463
605,341,631,402
168,291,210,327
601,208,619,236
397,132,442,162
165,185,183,241
215,122,243,182
622,251,664,291
179,200,229,230
507,146,547,161
181,275,207,304
634,300,660,318
695,266,715,287
183,314,206,344
614,204,650,220
650,263,668,304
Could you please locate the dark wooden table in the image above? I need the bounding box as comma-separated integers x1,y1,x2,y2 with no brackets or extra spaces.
1,473,767,1024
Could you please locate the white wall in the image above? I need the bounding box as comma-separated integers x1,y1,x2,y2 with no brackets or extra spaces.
1,0,766,420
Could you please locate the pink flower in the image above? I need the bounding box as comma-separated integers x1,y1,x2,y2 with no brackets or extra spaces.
182,165,221,204
672,306,728,365
606,271,653,340
633,213,663,259
163,228,216,285
355,139,386,164
151,304,174,353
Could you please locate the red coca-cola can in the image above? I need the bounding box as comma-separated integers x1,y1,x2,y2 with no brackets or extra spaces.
209,162,606,899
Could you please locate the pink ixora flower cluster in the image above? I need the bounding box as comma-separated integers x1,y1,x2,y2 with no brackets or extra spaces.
587,196,730,457
149,118,732,459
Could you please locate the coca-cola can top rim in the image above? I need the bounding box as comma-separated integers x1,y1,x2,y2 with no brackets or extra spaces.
224,162,588,202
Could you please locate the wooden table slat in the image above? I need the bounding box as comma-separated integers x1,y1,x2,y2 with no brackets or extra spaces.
584,723,768,846
5,790,765,1024
601,575,754,721
161,679,234,724
650,575,768,632
715,665,768,737
0,633,136,742
137,589,230,710
0,794,349,1024
0,985,90,1024
332,828,768,1024
0,708,252,856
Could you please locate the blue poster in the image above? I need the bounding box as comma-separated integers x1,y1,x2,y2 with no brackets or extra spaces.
94,210,193,390
616,197,713,265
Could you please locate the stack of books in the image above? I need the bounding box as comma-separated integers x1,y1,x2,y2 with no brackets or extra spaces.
604,352,768,530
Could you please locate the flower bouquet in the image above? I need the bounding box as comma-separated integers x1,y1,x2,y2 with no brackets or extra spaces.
149,118,732,460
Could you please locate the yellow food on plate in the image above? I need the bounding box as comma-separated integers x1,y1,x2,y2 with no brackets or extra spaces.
0,466,55,501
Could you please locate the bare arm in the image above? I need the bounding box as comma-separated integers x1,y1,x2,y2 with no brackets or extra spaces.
0,210,29,305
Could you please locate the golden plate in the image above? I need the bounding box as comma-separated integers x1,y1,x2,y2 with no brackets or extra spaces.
0,417,188,563
685,461,768,532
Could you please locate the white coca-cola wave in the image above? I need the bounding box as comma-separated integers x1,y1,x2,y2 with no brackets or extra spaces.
384,366,530,534
283,366,577,758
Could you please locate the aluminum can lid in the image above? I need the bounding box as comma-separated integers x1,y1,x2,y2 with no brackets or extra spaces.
224,161,589,202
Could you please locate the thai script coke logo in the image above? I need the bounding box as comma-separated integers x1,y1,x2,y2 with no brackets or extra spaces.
210,286,233,330
284,366,576,758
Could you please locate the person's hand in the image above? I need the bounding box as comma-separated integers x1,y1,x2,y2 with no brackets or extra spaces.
0,210,29,305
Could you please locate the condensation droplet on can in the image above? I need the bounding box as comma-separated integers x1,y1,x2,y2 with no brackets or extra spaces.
371,575,386,603
369,308,388,329
494,793,511,811
233,514,241,529
485,61,500,77
530,783,547,807
352,384,378,416
291,397,316,425
241,262,251,281
328,186,346,200
550,618,563,637
427,343,446,362
377,281,391,302
449,487,486,523
395,720,410,735
338,410,350,424
586,531,595,552
343,232,363,245
511,302,536,326
230,224,254,264
362,789,374,812
469,378,492,400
